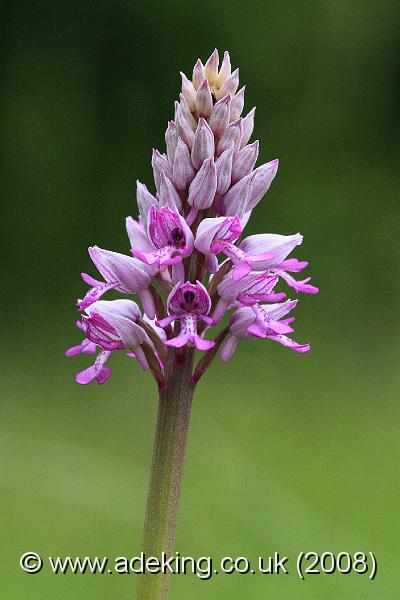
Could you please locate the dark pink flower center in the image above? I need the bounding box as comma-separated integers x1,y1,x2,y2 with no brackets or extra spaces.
170,227,185,246
180,289,198,311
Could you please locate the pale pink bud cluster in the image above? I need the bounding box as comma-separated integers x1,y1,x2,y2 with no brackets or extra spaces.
66,49,318,387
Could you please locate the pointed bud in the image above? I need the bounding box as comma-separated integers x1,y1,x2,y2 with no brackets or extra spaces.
209,94,231,136
204,49,219,86
180,71,196,112
231,140,259,184
221,172,253,217
152,149,172,191
178,94,197,129
240,107,256,148
216,68,239,100
215,144,234,195
246,160,279,211
173,137,196,191
195,78,213,118
188,156,217,209
136,181,157,228
192,59,205,90
230,86,245,121
165,121,178,166
159,172,182,211
175,109,195,150
191,118,214,170
218,51,232,87
217,118,243,156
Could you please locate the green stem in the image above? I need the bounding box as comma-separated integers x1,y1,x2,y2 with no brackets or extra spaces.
137,346,196,600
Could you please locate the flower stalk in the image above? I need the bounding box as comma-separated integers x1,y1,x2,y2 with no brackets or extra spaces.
137,346,195,600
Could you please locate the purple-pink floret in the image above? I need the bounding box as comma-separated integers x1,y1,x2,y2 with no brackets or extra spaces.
131,205,194,274
66,49,319,385
157,281,215,351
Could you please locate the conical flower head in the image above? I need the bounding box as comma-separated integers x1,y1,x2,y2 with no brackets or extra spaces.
67,49,318,387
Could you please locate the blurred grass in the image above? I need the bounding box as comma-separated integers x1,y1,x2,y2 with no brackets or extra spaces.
1,0,399,598
1,322,399,598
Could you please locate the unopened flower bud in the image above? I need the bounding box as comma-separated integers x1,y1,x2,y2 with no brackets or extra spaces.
188,156,217,209
178,95,197,129
204,49,219,86
246,160,279,211
173,137,196,191
218,118,242,156
152,149,172,191
165,121,178,166
231,140,259,184
221,172,253,217
159,171,182,211
230,86,245,121
180,71,196,112
175,109,195,150
209,94,231,136
195,78,213,118
192,59,205,90
240,107,256,148
191,118,214,170
216,68,239,100
218,51,231,87
215,144,234,195
136,181,157,228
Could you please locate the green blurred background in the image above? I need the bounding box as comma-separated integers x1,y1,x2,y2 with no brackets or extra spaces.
1,0,399,598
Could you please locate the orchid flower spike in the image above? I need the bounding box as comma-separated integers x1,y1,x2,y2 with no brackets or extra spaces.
68,49,318,387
